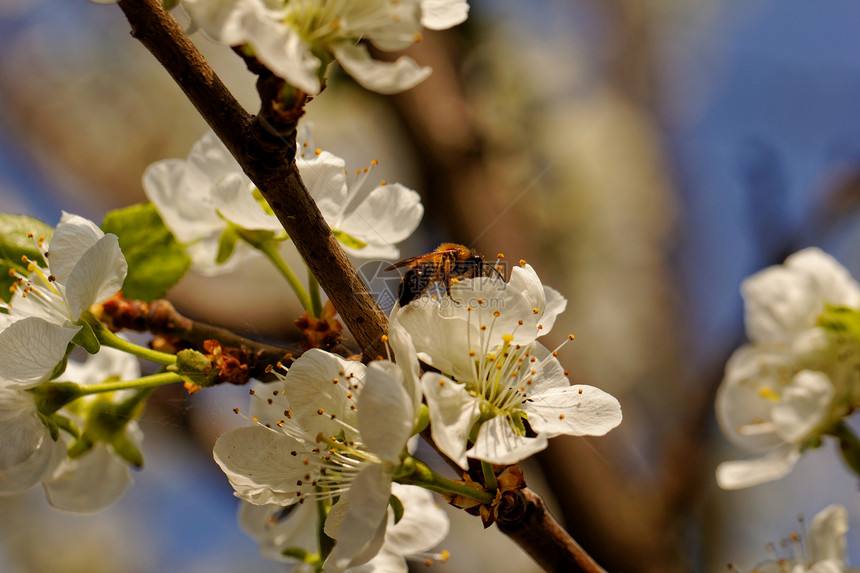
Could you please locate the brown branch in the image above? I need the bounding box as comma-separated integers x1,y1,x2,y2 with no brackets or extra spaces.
95,294,299,381
497,488,608,573
115,0,388,358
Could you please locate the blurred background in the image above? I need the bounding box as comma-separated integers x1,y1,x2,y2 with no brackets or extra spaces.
2,0,860,571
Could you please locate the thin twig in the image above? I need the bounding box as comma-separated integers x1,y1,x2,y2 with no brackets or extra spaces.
115,0,388,358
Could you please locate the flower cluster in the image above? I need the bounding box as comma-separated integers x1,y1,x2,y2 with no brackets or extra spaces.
0,214,144,512
716,248,860,489
144,123,423,275
215,262,622,567
183,0,469,94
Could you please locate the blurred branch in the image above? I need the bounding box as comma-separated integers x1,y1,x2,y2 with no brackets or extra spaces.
115,0,387,358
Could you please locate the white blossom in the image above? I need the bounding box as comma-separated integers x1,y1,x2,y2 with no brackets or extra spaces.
183,0,469,94
144,125,422,274
716,249,860,489
0,213,127,388
214,346,420,571
390,263,622,468
734,505,858,573
240,483,448,572
0,347,143,513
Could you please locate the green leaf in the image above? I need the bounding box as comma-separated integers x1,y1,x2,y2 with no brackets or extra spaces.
389,493,405,525
332,229,367,250
0,214,53,303
102,203,190,301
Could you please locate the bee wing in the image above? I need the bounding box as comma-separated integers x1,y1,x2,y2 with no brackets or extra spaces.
384,254,428,271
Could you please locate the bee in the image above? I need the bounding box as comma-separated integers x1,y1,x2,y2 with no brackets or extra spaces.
386,243,503,306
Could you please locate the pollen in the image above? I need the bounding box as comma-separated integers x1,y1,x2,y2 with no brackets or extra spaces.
758,387,780,401
469,350,476,357
519,259,527,266
315,148,322,155
381,334,388,342
232,408,239,414
332,378,339,384
494,311,500,317
578,388,583,394
317,408,325,415
439,380,446,387
264,364,273,373
380,180,387,185
371,159,378,165
564,370,570,376
552,351,558,357
251,417,259,423
568,334,575,340
532,308,539,314
502,334,514,343
559,414,565,420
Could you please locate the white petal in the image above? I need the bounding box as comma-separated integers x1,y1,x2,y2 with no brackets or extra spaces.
539,286,567,335
238,501,319,563
333,43,431,94
338,183,424,248
282,349,364,438
470,416,548,465
213,425,316,505
808,504,848,562
298,150,348,208
771,370,833,443
0,388,61,494
43,437,136,513
212,172,284,231
421,0,469,29
248,16,321,94
421,373,480,469
715,446,801,489
49,213,105,283
324,464,391,572
526,385,623,437
143,159,224,243
358,361,414,462
715,344,790,452
64,234,128,320
385,483,449,555
0,318,80,388
388,323,422,413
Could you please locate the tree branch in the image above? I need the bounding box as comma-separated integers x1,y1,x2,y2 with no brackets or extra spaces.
95,294,299,381
115,0,388,358
497,488,608,573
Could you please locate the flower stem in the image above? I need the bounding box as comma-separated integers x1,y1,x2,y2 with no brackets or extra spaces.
84,312,176,365
74,372,184,396
308,269,323,318
397,457,495,505
481,460,498,491
255,240,313,314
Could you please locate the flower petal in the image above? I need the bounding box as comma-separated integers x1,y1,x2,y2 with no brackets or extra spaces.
526,385,623,437
470,416,548,465
337,183,423,249
282,349,364,438
323,464,392,572
421,0,469,29
358,361,414,462
213,425,317,505
808,504,848,562
43,440,134,513
715,445,801,489
143,159,224,243
212,172,284,231
0,317,80,388
384,483,449,556
0,388,61,494
771,370,833,443
48,212,106,284
64,234,128,320
238,500,319,563
421,372,480,469
333,43,431,94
